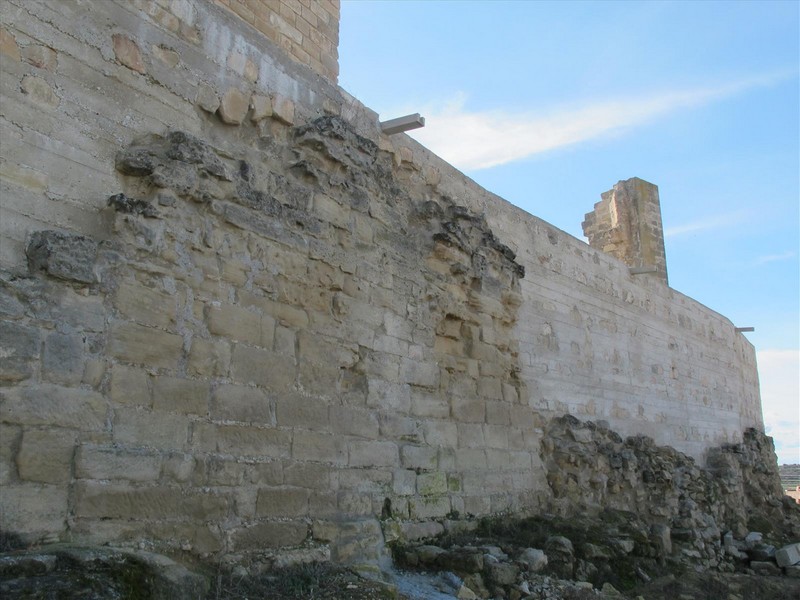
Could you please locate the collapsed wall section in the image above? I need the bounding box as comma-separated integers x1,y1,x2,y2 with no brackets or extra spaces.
0,0,763,565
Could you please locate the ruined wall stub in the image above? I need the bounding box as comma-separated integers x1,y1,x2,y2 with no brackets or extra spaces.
582,177,669,284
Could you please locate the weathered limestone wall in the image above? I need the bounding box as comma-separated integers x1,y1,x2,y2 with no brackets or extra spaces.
0,0,762,566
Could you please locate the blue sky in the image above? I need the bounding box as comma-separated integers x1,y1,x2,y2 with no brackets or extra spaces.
339,0,799,464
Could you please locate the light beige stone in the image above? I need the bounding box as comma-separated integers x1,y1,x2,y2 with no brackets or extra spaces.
16,429,76,484
108,322,183,370
109,364,151,407
211,384,273,424
187,338,231,377
250,93,273,122
231,521,308,550
195,82,220,112
272,94,295,124
0,28,20,61
0,483,68,536
114,282,175,328
231,344,295,390
218,87,249,124
152,376,209,415
292,430,347,465
75,445,161,481
255,487,309,517
20,74,59,108
113,407,188,450
112,34,146,74
21,45,57,71
0,385,107,431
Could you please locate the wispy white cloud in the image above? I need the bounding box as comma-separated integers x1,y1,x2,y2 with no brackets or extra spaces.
751,251,797,266
406,70,795,171
663,210,751,238
758,349,800,465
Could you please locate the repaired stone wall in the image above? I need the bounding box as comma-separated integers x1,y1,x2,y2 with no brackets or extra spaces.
0,0,763,567
213,0,340,82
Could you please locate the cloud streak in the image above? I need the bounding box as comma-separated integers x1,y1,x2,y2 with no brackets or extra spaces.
663,210,751,238
408,71,794,171
751,251,796,266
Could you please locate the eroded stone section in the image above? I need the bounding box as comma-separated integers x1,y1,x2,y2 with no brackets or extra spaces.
1,115,538,566
582,177,668,283
26,230,98,284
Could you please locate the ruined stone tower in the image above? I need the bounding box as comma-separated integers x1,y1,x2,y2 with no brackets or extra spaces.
582,177,668,284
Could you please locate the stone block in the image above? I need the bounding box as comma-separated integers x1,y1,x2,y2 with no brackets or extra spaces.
195,82,219,112
275,395,329,429
0,28,20,61
231,521,307,550
16,428,77,484
417,472,448,496
457,423,485,449
272,94,295,124
485,401,511,426
0,424,20,483
41,332,85,386
218,88,249,124
409,496,451,520
348,440,398,468
109,364,151,407
0,321,39,382
250,93,272,121
423,420,458,448
113,407,188,450
187,338,231,377
0,483,67,536
208,304,273,348
399,358,440,387
329,406,379,438
212,425,291,458
108,321,183,370
211,384,273,424
401,445,437,470
484,425,510,449
75,445,161,482
283,462,332,489
161,453,195,483
26,230,97,283
256,487,310,517
152,376,209,416
451,396,485,423
393,469,417,496
367,379,410,412
231,344,295,390
114,282,175,328
20,74,59,108
410,390,449,419
0,385,106,431
292,430,347,465
112,34,146,74
74,481,230,520
776,543,800,567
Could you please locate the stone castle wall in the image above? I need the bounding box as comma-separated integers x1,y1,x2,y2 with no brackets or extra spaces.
0,0,762,565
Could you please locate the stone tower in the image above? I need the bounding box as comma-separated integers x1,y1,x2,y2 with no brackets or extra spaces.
582,177,668,284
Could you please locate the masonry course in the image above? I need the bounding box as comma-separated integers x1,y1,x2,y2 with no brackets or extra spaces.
0,0,766,571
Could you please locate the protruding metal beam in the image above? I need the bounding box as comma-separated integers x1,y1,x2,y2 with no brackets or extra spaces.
735,327,755,333
380,113,425,135
630,266,658,275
